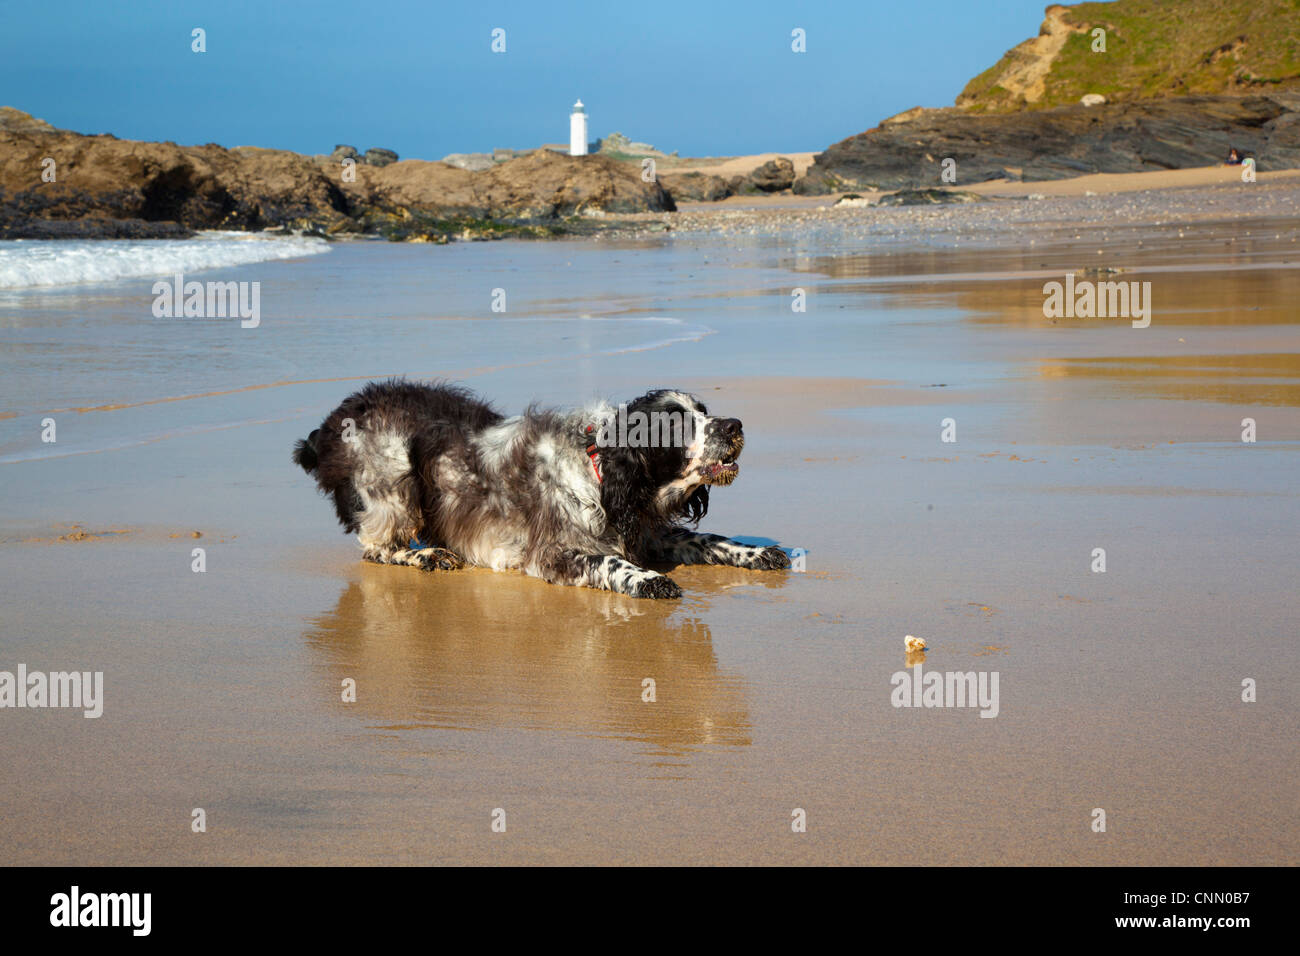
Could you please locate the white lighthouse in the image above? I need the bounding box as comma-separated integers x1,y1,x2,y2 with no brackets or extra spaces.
569,100,588,156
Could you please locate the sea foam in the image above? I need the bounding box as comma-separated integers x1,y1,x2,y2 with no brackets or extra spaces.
0,232,330,290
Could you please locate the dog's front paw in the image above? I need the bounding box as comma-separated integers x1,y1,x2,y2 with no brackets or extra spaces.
634,575,683,600
753,546,791,570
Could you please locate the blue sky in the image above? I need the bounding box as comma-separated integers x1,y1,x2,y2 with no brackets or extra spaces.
1,0,1054,159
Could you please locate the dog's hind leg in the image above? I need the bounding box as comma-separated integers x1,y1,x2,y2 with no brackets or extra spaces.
355,493,461,571
354,486,463,572
347,426,467,573
348,432,445,570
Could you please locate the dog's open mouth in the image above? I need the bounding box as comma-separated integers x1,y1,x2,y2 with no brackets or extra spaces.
703,460,740,484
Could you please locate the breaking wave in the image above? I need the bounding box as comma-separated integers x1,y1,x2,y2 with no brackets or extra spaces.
0,232,330,290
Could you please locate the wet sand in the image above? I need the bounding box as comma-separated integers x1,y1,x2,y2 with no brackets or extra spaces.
1,184,1297,865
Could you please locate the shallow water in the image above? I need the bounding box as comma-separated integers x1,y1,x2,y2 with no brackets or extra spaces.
1,199,1297,864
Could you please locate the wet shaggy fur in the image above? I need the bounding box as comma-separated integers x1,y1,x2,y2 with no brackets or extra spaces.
292,379,790,598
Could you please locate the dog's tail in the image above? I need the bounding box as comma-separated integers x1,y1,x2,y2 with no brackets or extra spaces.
292,429,321,474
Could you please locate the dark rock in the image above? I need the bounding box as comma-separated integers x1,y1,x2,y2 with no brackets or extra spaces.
727,175,759,196
876,188,984,206
749,156,795,192
791,176,827,195
658,172,734,202
1263,110,1300,168
363,148,399,167
0,214,194,240
665,157,798,201
797,93,1300,192
330,144,359,161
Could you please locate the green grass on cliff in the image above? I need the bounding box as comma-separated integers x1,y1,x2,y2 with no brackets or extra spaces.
959,0,1300,112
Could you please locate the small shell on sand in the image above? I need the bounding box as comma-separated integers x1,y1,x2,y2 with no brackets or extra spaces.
904,635,927,652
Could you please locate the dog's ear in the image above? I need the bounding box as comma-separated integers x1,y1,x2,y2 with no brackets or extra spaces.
599,443,652,558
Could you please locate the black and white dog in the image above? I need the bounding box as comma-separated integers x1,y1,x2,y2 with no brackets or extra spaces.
292,380,790,598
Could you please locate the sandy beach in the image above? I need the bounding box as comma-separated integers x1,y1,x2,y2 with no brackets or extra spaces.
660,151,819,178
1,168,1296,865
672,163,1300,210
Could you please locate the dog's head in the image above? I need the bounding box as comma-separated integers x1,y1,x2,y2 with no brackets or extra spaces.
591,389,746,547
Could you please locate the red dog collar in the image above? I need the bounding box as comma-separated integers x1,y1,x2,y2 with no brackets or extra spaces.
584,425,602,484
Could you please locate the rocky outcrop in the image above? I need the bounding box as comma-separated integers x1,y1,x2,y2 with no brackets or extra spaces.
0,111,673,239
657,171,734,202
658,155,798,203
439,153,497,172
0,107,56,134
795,92,1300,193
329,144,398,166
363,147,398,167
596,132,674,158
355,149,672,220
875,189,984,206
0,129,349,238
748,157,795,192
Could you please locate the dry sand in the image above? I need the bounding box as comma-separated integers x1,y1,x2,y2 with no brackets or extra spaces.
662,151,819,178
963,164,1300,198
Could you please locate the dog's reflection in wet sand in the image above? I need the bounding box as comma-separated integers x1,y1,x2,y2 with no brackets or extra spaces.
303,565,782,755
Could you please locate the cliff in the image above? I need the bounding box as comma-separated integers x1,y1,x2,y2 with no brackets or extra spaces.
958,0,1300,113
797,0,1300,193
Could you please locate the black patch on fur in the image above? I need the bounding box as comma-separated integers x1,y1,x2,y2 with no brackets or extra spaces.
598,441,655,563
292,429,320,472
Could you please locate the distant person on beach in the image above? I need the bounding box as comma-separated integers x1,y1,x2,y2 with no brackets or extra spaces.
1225,147,1243,165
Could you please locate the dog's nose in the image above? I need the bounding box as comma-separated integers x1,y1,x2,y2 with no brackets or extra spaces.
716,418,743,439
